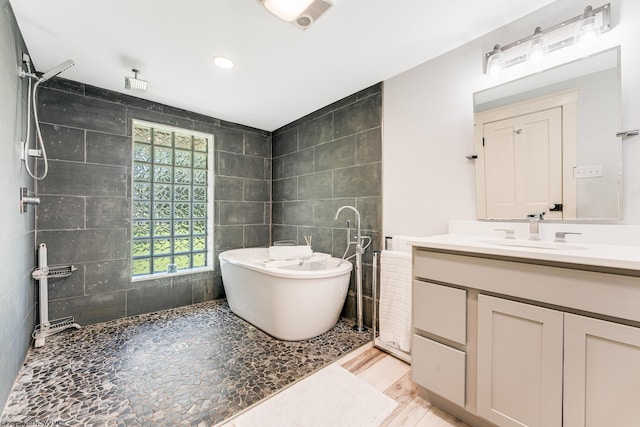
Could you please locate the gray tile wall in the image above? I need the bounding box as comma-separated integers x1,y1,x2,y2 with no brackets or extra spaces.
272,83,382,326
0,0,37,411
35,78,272,326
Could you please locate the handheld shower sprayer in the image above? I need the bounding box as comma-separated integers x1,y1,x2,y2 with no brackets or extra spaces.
19,56,75,181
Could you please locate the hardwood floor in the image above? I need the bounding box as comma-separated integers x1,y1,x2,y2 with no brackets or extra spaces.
338,345,469,427
221,343,470,426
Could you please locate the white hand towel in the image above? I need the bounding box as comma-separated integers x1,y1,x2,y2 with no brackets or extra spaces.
378,250,412,353
259,253,330,268
268,245,313,260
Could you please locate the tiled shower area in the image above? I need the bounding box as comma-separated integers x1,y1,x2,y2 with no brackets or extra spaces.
33,77,273,325
1,0,382,421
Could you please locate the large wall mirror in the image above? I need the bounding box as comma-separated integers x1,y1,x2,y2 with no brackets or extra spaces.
473,47,622,220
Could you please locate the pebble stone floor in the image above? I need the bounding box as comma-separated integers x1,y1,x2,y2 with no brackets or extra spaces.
1,300,371,426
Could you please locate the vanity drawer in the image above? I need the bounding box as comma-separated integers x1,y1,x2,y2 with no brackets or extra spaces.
414,249,640,324
413,280,466,345
412,334,466,407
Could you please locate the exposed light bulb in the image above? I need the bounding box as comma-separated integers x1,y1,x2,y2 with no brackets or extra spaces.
575,5,600,51
487,44,505,79
529,27,546,67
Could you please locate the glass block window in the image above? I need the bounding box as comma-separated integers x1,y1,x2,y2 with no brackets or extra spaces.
132,121,214,277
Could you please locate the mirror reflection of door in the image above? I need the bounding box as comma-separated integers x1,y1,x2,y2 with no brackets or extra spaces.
474,89,579,220
483,107,563,220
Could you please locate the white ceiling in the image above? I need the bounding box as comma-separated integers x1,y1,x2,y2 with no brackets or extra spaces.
10,0,555,132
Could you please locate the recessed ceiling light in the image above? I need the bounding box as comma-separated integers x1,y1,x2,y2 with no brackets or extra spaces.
213,56,235,70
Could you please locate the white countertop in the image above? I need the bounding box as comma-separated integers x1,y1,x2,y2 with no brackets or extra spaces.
410,233,640,272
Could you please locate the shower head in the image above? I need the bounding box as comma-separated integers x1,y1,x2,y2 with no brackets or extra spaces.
125,69,148,92
39,60,75,83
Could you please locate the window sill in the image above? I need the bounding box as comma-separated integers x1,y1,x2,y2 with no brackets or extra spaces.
131,266,214,283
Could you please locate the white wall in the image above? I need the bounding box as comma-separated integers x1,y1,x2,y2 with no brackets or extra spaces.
574,68,620,218
383,0,640,237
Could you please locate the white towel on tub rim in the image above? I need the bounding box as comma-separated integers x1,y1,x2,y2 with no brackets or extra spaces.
268,245,313,260
378,249,412,353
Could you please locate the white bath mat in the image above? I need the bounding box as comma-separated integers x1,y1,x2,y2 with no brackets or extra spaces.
233,364,398,427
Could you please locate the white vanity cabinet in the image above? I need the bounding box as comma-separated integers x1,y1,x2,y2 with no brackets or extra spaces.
563,313,640,427
411,246,640,427
477,295,563,427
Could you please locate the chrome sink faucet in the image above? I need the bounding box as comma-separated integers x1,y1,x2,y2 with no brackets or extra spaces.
527,212,545,241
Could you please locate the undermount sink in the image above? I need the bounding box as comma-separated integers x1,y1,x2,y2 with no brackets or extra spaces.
479,239,588,251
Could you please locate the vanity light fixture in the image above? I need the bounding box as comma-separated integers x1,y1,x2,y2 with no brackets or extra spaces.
258,0,336,30
484,3,611,75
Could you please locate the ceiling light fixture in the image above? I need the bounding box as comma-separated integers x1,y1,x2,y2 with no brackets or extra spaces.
213,56,235,70
485,3,611,76
263,0,314,21
258,0,336,30
125,69,147,92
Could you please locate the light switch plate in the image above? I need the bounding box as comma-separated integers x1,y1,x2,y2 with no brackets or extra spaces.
574,165,603,179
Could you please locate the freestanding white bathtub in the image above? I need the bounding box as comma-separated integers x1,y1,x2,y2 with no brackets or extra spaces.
219,248,353,341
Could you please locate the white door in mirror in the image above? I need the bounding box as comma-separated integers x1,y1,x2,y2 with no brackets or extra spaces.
483,107,563,220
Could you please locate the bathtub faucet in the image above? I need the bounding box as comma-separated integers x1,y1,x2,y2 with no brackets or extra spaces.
334,206,371,259
335,205,370,333
335,205,363,257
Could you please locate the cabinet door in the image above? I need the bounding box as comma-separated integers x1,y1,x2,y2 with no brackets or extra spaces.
477,295,563,427
564,313,640,427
